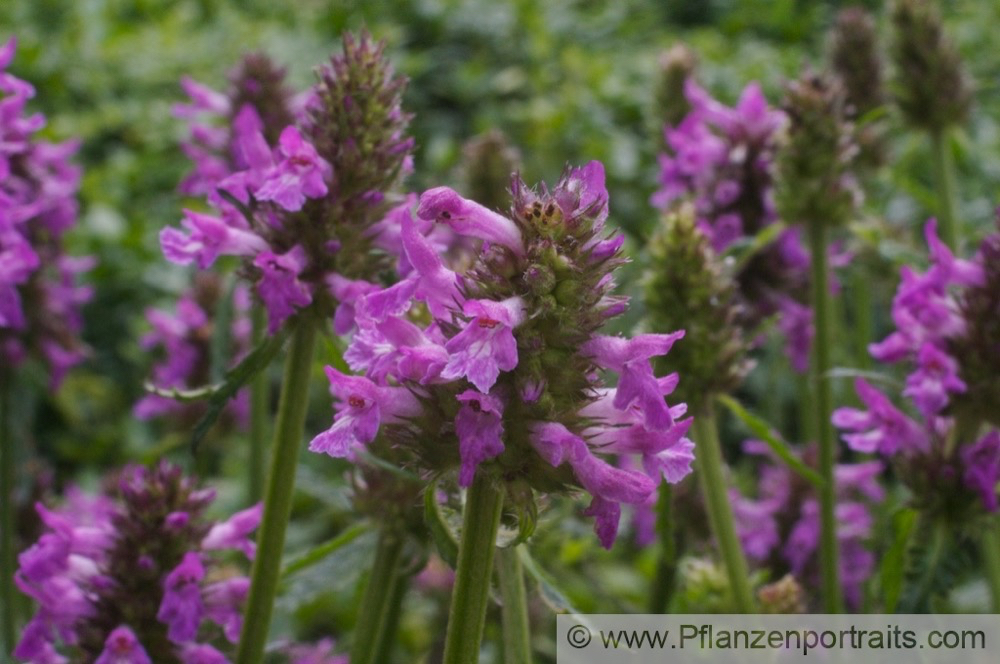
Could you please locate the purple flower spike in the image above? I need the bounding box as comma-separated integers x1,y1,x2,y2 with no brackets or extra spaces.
201,503,263,559
254,245,313,332
95,626,152,664
417,186,524,255
441,297,527,393
455,390,506,487
309,366,422,458
157,551,206,644
582,331,685,430
160,210,269,268
400,209,463,317
831,378,930,455
255,126,332,211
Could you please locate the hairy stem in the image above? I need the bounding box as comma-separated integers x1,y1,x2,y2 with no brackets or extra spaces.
980,520,1000,612
807,221,843,614
930,128,959,251
248,305,269,503
693,403,755,613
443,475,504,664
236,321,317,664
351,528,405,664
648,482,678,613
496,546,531,664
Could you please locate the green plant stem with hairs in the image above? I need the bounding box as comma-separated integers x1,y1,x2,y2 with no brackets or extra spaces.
930,128,959,251
248,305,269,503
236,320,318,664
351,529,406,664
807,221,844,614
443,474,505,664
693,402,756,613
497,545,532,664
1,371,16,655
649,483,679,613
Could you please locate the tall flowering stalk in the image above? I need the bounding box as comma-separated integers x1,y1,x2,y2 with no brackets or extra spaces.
775,73,859,613
0,37,92,652
13,461,262,662
891,0,971,250
160,32,414,663
651,79,815,373
308,161,695,660
643,206,754,612
834,219,1000,611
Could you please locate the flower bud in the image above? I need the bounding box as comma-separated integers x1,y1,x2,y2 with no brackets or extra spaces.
644,205,750,410
459,129,522,213
891,0,971,131
775,72,859,229
757,574,807,614
654,44,697,132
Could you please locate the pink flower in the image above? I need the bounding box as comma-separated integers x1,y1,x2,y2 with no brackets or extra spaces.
157,552,205,643
455,390,506,487
309,367,422,458
255,126,332,211
417,186,524,255
201,503,263,560
254,246,313,332
441,297,526,393
95,626,152,664
160,209,269,269
832,378,930,455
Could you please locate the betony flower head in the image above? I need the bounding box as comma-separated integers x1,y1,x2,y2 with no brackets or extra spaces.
14,461,261,661
162,31,414,334
311,161,694,547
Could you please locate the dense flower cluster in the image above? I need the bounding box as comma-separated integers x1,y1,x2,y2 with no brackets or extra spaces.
0,38,92,387
136,275,251,424
160,32,414,334
14,462,262,662
731,441,882,607
651,79,815,372
833,220,1000,514
309,161,695,548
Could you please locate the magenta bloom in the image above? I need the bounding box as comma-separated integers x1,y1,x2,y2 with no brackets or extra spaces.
417,186,524,254
962,432,1000,512
255,126,332,211
455,390,506,487
95,626,152,664
441,297,526,393
309,367,422,458
201,503,263,559
160,209,269,269
253,246,313,332
157,552,206,643
832,378,930,455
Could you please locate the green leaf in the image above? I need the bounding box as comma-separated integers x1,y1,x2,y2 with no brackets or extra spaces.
518,547,584,617
189,323,291,452
882,508,917,613
825,367,903,390
727,221,787,275
281,523,372,579
716,394,825,488
424,477,460,569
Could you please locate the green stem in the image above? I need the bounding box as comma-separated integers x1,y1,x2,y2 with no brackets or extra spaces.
980,520,1000,613
648,482,678,613
496,546,531,664
897,512,949,613
807,221,843,614
371,566,410,664
248,305,269,503
351,528,405,664
236,321,317,664
930,128,959,251
443,475,504,664
1,371,16,654
693,403,755,613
